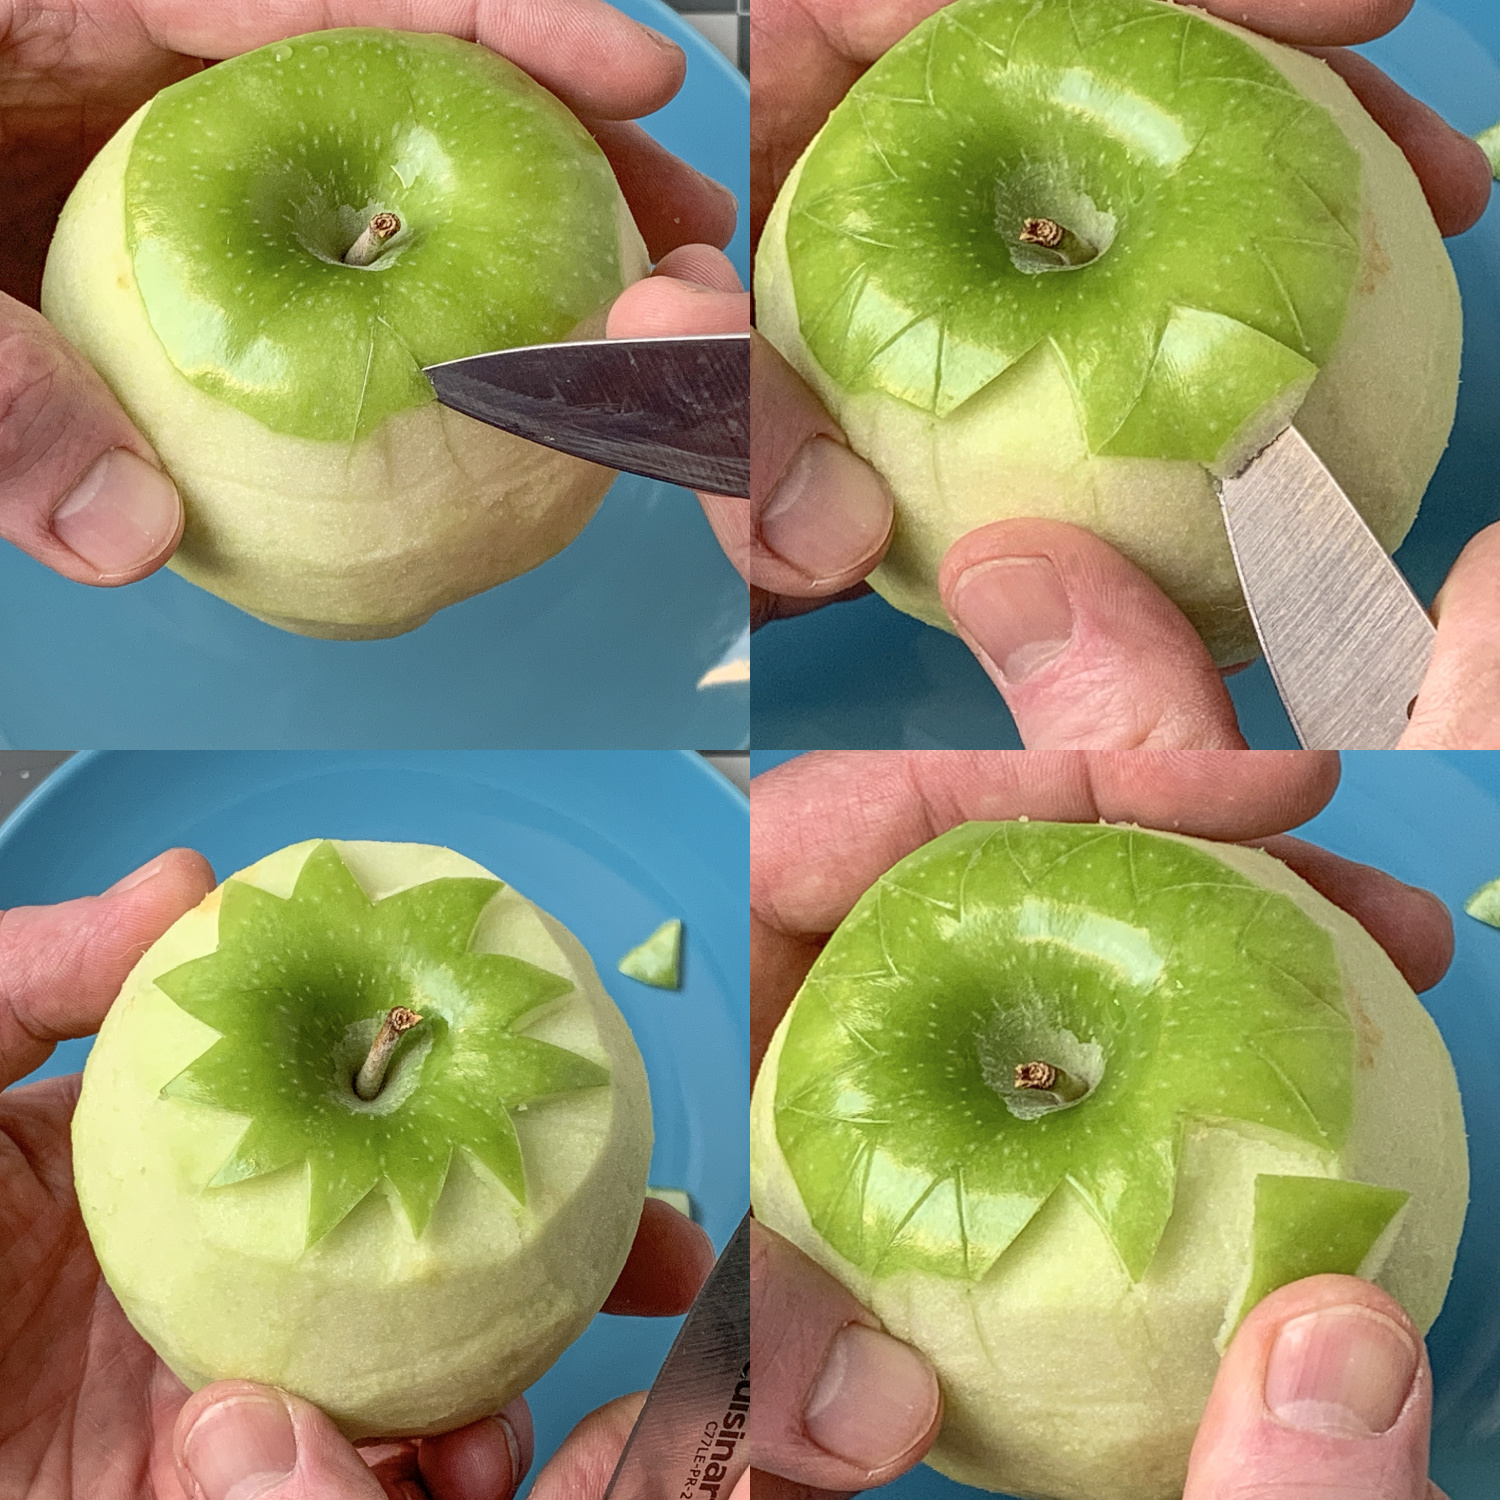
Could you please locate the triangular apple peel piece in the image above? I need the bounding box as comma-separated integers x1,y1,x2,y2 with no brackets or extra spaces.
158,840,608,1248
1219,1174,1410,1346
1464,877,1500,929
774,822,1354,1283
784,0,1361,463
617,919,683,989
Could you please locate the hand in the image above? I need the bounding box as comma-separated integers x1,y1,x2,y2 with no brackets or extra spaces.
748,0,1496,724
0,0,736,589
750,750,1454,1497
0,850,717,1500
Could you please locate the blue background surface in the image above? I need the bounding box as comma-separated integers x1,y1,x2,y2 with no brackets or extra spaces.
750,749,1500,1499
752,0,1500,751
0,0,749,750
0,750,749,1488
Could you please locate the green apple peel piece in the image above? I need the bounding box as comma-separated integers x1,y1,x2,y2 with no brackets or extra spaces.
42,30,650,639
755,0,1461,665
750,823,1466,1500
1464,875,1500,928
618,918,684,988
73,839,653,1439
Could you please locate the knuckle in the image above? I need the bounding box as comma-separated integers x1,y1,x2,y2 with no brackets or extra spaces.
0,331,69,486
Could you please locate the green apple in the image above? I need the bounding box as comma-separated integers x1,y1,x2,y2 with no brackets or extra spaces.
755,0,1460,665
42,28,649,639
72,839,653,1439
750,821,1466,1500
618,918,684,988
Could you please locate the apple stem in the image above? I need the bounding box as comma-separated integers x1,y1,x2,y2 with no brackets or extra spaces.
355,1006,423,1099
1018,217,1097,268
343,212,402,268
1014,1060,1088,1104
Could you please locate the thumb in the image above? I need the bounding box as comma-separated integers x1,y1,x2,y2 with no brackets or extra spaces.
939,518,1246,748
174,1383,386,1500
1184,1275,1437,1500
0,847,216,1089
0,294,182,584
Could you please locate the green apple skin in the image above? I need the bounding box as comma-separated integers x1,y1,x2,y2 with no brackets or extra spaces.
750,827,1466,1500
755,0,1460,666
72,840,653,1440
41,30,649,639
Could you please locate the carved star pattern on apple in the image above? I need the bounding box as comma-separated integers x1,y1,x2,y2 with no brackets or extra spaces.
773,823,1405,1294
786,0,1358,459
156,840,609,1247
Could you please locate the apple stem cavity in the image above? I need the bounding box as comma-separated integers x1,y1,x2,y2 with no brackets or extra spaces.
1014,1060,1088,1104
343,212,402,268
1018,217,1098,269
355,1006,424,1099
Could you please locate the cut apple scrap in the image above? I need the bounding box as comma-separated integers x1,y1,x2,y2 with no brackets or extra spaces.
751,821,1466,1500
755,0,1461,666
73,840,652,1439
619,918,684,989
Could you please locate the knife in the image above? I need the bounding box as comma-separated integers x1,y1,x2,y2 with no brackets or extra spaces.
1215,425,1435,749
425,333,750,498
602,1211,751,1500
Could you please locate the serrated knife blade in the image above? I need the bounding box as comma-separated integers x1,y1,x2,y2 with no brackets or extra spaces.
424,333,750,498
1215,425,1435,749
602,1212,750,1500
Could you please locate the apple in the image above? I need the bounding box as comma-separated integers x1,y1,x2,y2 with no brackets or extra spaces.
618,917,684,988
754,0,1461,666
750,821,1467,1500
41,28,649,639
71,838,653,1440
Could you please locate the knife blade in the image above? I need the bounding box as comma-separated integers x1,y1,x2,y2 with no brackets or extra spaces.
602,1211,750,1500
1215,425,1435,749
424,333,750,498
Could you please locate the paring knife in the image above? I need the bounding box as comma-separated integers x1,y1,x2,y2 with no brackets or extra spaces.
425,333,750,499
602,1211,750,1500
1215,425,1435,749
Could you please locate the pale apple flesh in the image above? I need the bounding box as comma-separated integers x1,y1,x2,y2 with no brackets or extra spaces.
42,32,651,640
749,827,1467,1500
754,0,1461,666
72,840,654,1440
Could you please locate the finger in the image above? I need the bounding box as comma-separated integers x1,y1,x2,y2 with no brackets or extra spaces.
1184,1275,1431,1500
175,1382,387,1500
939,520,1246,749
606,247,748,337
1190,0,1415,45
1401,520,1500,748
750,751,1340,938
134,0,687,120
0,848,216,1089
417,1401,533,1500
746,335,893,610
587,120,739,258
1310,48,1491,235
601,1197,717,1316
752,1222,940,1491
1250,835,1454,992
528,1391,645,1500
0,298,182,584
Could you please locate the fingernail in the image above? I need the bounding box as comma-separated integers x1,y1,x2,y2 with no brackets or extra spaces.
804,1323,939,1468
948,557,1073,683
51,448,180,576
1265,1305,1418,1438
183,1394,297,1500
760,435,892,583
496,1414,523,1484
107,853,169,894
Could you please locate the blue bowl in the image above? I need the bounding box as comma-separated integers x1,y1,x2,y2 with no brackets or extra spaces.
750,749,1500,1499
751,0,1500,751
0,0,749,750
0,750,749,1487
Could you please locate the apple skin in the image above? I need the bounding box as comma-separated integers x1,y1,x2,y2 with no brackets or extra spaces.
755,1,1460,666
41,31,650,639
750,827,1466,1500
71,840,653,1440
